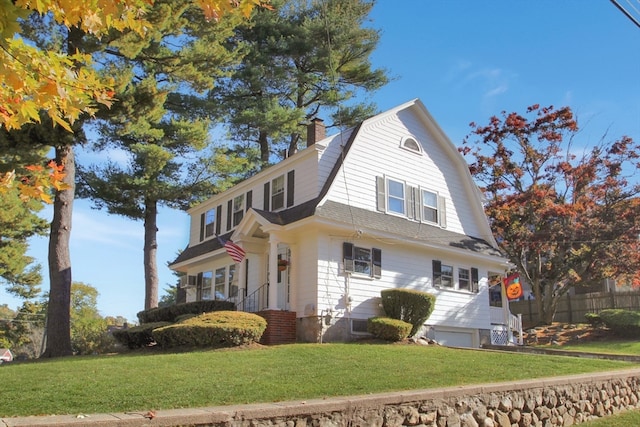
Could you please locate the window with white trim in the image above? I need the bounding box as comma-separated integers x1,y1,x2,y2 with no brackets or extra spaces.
232,195,244,227
422,189,438,223
271,175,285,210
433,260,453,287
202,271,213,300
214,267,226,300
400,136,422,154
458,268,470,291
387,178,405,215
375,176,446,228
433,261,480,293
204,209,216,238
343,242,382,278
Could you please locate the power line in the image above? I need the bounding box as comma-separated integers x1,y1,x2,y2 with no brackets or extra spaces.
610,0,640,29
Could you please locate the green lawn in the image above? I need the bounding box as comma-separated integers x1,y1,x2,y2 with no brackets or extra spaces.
581,410,640,426
551,340,640,355
0,343,635,418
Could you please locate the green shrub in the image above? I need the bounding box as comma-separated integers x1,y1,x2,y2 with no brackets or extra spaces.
112,322,171,349
137,300,235,324
367,317,412,342
598,309,640,337
380,288,436,336
152,311,267,348
584,312,603,327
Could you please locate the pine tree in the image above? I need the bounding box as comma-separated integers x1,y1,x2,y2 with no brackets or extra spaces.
78,0,251,310
212,0,388,164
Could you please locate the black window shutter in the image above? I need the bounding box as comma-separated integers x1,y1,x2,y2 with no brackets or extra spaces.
287,170,295,207
215,205,222,235
471,268,479,293
343,242,354,273
372,248,382,278
199,213,205,241
376,176,385,212
246,190,253,211
433,260,442,287
226,200,232,231
263,182,270,210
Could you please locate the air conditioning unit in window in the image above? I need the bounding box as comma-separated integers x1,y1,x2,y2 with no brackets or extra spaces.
179,276,196,289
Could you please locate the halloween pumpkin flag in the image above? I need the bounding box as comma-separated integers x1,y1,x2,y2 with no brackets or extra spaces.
504,273,523,301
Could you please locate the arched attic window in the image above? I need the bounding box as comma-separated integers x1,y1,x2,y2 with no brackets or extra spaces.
400,136,422,155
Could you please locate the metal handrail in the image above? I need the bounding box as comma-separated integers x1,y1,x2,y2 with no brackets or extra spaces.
236,282,269,313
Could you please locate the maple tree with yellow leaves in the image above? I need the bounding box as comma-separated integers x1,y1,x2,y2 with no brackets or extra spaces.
0,0,268,203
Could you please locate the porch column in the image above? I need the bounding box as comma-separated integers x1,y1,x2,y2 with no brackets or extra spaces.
268,237,279,310
237,257,247,302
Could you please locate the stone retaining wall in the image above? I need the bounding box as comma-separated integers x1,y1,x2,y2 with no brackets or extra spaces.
3,369,640,427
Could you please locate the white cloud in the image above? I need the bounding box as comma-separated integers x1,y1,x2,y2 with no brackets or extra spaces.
71,207,142,250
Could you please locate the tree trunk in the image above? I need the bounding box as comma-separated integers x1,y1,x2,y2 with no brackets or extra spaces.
42,144,75,358
259,130,269,164
143,199,159,310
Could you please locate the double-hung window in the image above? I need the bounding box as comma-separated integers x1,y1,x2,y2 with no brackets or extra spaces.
271,175,285,210
458,268,470,291
214,267,226,300
387,178,405,215
433,260,453,288
201,271,213,300
343,242,382,278
204,209,216,238
233,195,244,227
422,190,438,223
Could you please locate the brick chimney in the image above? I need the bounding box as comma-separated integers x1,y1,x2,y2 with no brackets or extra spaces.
306,118,325,147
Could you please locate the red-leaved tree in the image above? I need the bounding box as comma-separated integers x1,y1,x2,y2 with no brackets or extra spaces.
461,105,640,324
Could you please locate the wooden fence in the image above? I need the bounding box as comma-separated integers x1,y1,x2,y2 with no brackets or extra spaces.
509,290,640,326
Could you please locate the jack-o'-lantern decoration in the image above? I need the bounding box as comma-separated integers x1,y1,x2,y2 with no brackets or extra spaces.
504,273,523,301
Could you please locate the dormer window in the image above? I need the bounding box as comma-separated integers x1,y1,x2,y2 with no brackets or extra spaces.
271,175,285,210
204,208,216,238
233,195,244,226
400,136,422,154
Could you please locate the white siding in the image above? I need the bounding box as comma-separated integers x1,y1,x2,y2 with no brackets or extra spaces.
291,228,320,315
325,107,484,238
318,236,495,331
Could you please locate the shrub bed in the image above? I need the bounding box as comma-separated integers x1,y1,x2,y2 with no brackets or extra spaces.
597,309,640,337
367,317,412,341
137,300,235,324
381,288,436,336
112,321,171,349
152,311,267,348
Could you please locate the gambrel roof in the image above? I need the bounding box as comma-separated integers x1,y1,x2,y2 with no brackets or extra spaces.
171,99,503,267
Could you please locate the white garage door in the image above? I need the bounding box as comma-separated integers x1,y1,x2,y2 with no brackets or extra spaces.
434,330,474,348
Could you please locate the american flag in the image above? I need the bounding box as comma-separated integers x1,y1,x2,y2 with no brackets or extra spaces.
218,236,245,263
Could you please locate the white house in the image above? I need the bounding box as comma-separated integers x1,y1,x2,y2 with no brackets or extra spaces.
170,99,520,347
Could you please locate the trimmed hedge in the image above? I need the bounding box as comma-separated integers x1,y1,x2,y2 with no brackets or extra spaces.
112,321,171,349
367,317,412,341
137,300,235,324
152,311,267,348
598,309,640,337
584,312,603,327
381,288,436,336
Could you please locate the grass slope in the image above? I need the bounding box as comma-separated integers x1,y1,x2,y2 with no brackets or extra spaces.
0,343,635,417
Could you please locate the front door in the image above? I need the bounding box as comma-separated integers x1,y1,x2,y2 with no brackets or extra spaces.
276,247,290,310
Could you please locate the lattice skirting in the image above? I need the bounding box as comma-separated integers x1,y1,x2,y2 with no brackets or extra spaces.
491,327,509,345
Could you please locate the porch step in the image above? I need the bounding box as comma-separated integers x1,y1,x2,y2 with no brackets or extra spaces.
257,310,297,345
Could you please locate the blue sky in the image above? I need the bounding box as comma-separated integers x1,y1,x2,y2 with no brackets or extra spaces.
2,1,639,323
